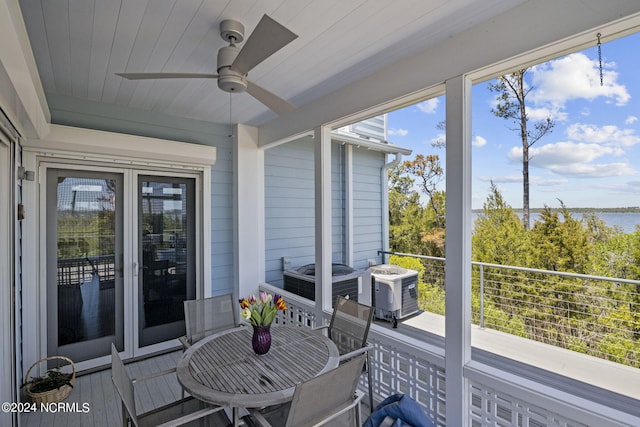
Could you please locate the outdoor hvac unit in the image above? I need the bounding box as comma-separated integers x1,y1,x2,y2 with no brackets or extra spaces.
283,263,371,305
369,264,419,327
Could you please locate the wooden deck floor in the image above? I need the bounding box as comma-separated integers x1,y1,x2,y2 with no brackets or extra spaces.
20,350,222,427
20,349,372,426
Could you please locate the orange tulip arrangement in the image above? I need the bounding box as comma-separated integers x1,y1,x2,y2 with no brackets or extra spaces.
239,292,287,326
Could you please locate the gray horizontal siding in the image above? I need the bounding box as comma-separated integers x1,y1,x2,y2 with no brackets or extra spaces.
264,139,345,286
352,148,384,270
264,139,386,284
209,138,234,295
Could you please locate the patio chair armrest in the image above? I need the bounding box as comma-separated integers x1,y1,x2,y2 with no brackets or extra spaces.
132,367,177,383
338,343,373,362
178,335,191,350
312,324,329,335
314,389,364,426
155,405,226,427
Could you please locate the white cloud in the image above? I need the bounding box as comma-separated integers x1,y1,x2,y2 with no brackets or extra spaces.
566,123,640,147
388,128,408,136
532,177,569,186
622,180,640,191
527,106,568,122
626,115,638,125
478,174,521,183
472,135,487,147
529,53,630,108
478,174,568,186
430,133,446,147
595,180,640,193
505,121,640,179
506,140,635,178
416,98,439,114
547,162,636,177
508,141,623,165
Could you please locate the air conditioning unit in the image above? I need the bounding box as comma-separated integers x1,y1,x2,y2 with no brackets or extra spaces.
283,263,371,305
369,264,419,327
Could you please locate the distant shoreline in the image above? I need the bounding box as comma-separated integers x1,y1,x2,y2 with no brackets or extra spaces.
472,207,640,214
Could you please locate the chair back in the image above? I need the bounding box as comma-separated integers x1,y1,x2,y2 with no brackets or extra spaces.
184,294,236,346
328,296,374,356
110,344,139,426
285,354,366,427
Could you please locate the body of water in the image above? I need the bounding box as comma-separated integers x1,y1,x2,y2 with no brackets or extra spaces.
472,211,640,234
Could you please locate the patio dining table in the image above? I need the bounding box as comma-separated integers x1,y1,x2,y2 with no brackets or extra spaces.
176,324,340,426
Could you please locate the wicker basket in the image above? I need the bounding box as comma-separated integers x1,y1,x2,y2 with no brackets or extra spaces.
24,356,76,404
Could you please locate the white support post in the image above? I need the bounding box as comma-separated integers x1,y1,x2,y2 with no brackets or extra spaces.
0,135,14,427
345,144,353,266
233,124,264,300
314,126,333,318
444,75,472,427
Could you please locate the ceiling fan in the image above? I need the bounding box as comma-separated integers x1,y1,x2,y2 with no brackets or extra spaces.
116,14,297,115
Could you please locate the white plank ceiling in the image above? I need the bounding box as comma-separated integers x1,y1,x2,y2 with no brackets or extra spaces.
18,0,523,127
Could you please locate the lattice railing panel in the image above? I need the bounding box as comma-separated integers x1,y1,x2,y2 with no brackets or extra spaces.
470,381,589,427
369,338,447,425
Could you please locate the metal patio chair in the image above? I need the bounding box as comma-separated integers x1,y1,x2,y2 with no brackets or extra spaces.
245,354,366,427
179,293,238,350
110,343,227,427
315,295,375,411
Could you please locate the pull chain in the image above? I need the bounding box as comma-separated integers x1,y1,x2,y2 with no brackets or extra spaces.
228,93,233,138
597,33,603,86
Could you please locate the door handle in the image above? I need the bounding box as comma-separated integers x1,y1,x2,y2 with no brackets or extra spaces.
133,261,139,277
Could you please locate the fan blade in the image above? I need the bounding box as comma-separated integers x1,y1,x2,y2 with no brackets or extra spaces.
246,80,294,115
116,72,218,80
231,15,297,75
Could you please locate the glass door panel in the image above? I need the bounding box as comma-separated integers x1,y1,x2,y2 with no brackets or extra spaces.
138,176,195,347
47,169,124,363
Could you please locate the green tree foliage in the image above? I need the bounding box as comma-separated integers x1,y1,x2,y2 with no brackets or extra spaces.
388,155,446,257
388,165,427,254
527,203,591,273
391,178,640,367
472,182,528,265
403,154,445,228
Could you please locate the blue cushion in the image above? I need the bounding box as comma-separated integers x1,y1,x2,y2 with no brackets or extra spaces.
364,393,436,427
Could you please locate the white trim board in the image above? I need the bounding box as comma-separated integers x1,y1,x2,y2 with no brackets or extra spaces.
24,124,216,168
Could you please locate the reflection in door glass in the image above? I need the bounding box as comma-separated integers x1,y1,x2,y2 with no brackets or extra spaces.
140,179,194,346
56,177,116,346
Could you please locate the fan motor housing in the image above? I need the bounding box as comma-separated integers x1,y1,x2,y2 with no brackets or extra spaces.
217,45,240,70
217,71,247,93
217,44,247,93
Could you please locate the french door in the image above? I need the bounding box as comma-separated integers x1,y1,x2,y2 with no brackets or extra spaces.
138,176,196,347
46,166,198,366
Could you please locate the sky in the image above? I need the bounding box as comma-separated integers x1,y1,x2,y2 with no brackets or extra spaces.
386,31,640,210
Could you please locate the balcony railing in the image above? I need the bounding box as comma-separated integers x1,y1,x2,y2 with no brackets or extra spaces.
380,250,640,368
259,282,640,427
57,255,116,286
